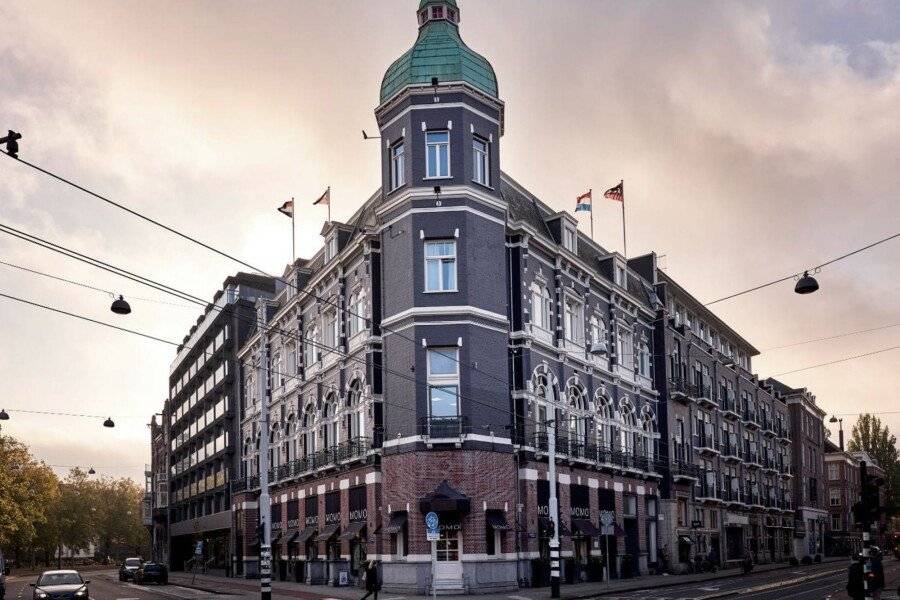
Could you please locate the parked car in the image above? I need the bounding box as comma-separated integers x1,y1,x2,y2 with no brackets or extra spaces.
118,558,142,581
30,570,89,600
0,549,8,600
135,563,168,585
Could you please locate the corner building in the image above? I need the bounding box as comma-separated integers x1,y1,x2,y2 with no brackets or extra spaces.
231,0,662,592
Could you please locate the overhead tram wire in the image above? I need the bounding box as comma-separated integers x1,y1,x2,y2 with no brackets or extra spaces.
0,281,545,433
0,258,195,308
770,344,900,377
2,408,143,419
760,321,900,352
0,221,539,428
0,158,514,390
705,231,900,306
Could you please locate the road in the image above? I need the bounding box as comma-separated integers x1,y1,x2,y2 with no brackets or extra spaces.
594,558,900,599
4,570,241,600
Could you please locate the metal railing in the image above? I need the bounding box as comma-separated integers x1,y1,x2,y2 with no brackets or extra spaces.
420,416,468,438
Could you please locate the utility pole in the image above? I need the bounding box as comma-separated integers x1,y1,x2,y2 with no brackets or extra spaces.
548,418,560,599
256,302,272,600
860,461,873,600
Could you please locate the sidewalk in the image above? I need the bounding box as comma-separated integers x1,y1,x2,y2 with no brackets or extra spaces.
168,557,847,600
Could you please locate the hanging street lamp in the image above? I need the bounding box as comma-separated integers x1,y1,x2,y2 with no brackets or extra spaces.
110,295,132,315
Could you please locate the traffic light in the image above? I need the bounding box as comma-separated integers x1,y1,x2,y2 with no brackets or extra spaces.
0,130,21,158
854,461,883,525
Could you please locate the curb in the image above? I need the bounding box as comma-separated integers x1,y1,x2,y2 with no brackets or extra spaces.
586,559,847,598
693,567,845,600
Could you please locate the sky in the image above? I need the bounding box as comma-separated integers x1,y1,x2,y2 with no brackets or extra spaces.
0,0,898,483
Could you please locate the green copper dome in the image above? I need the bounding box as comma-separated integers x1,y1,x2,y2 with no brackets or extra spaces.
380,2,498,104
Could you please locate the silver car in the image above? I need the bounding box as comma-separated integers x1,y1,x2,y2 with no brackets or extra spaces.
30,570,89,600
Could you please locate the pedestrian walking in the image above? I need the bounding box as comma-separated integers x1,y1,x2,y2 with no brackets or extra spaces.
361,559,380,600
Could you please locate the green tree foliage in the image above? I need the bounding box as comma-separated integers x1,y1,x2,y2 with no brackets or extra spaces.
848,414,900,511
0,435,58,548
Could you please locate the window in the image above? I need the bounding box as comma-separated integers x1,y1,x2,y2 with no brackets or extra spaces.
831,513,842,530
390,141,405,189
472,137,489,185
638,342,651,377
623,495,637,517
829,488,840,506
323,311,338,349
424,240,457,292
562,226,577,252
427,348,459,418
616,265,627,287
431,5,444,19
617,326,634,369
531,284,552,330
425,131,450,178
828,463,839,481
305,325,321,364
563,297,584,343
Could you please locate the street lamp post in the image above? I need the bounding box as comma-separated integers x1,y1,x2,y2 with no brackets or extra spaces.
255,303,272,600
548,418,560,599
829,416,844,451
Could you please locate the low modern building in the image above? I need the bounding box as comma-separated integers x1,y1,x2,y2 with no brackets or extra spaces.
632,265,795,572
162,273,276,571
230,0,663,591
768,379,828,560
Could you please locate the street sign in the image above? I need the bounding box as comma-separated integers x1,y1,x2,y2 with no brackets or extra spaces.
600,510,614,527
194,541,203,556
425,511,440,541
600,525,614,536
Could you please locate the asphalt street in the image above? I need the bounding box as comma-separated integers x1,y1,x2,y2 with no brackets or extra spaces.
4,570,239,600
592,558,900,600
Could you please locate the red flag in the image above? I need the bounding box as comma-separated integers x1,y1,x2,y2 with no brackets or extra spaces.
313,187,330,206
277,199,294,217
603,180,624,202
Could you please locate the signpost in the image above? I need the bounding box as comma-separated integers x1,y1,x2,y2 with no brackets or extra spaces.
599,511,614,588
425,512,439,600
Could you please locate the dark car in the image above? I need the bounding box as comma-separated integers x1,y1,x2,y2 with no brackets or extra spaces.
118,558,142,582
30,570,89,600
135,563,168,585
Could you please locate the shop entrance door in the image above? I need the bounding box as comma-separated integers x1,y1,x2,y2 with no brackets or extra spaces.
434,529,463,583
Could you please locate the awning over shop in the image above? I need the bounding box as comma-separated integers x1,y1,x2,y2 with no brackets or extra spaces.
272,531,283,545
295,525,317,544
315,523,340,542
486,510,509,531
339,521,367,540
679,536,694,545
287,530,300,545
418,480,471,515
385,511,408,534
539,517,571,537
571,519,601,537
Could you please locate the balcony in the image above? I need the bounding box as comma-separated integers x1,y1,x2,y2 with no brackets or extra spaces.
695,385,717,409
745,452,762,469
742,410,760,430
695,433,720,457
777,429,792,445
723,487,746,506
721,441,742,463
720,397,740,420
669,379,696,404
421,416,468,440
761,420,777,438
672,461,701,483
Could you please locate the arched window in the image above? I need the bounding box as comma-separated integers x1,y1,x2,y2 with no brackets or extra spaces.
346,379,365,439
596,393,615,451
532,369,558,434
567,383,588,444
619,399,637,455
590,316,607,349
641,406,657,460
638,341,651,377
301,402,316,457
322,393,339,449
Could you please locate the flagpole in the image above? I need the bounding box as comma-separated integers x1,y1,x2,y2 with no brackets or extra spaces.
620,180,627,259
291,196,295,262
327,186,331,223
589,189,594,241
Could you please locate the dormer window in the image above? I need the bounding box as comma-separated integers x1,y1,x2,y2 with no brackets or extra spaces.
325,235,338,262
615,264,627,287
562,226,577,252
447,8,456,21
432,5,443,19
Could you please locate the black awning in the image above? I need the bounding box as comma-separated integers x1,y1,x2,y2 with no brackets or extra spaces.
339,521,367,540
271,531,283,545
295,525,317,544
315,523,340,542
679,535,694,545
287,530,300,544
486,510,509,531
572,519,601,537
539,517,571,537
385,511,408,534
419,480,471,515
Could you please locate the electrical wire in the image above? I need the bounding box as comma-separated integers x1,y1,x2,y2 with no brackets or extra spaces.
0,291,180,346
2,408,143,419
760,322,900,351
0,156,515,390
0,259,195,308
769,344,900,377
705,231,900,305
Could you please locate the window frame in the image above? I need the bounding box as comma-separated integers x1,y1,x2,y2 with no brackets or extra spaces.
425,130,451,179
424,240,458,293
472,136,489,186
427,347,460,418
390,140,406,190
